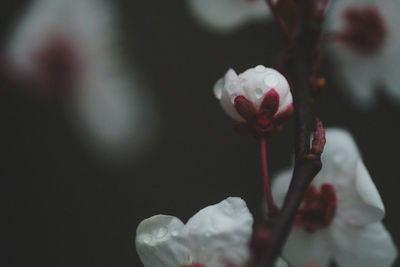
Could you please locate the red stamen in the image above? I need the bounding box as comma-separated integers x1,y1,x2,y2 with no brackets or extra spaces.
260,138,278,215
295,183,337,233
336,5,387,53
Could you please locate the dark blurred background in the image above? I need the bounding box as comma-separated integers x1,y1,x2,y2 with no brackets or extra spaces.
1,0,399,266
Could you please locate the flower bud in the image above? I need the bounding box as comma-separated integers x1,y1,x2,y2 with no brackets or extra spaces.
214,65,293,138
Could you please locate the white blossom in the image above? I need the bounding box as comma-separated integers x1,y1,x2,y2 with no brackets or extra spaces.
214,65,292,122
325,0,400,108
272,129,397,267
187,0,270,33
136,197,253,267
6,0,155,158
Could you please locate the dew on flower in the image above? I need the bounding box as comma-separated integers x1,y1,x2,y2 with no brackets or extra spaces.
156,227,168,239
264,74,279,87
255,65,266,73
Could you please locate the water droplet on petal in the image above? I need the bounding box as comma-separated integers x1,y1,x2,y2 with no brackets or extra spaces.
143,235,152,244
156,227,168,239
171,230,179,237
264,74,279,87
255,88,264,99
255,65,266,72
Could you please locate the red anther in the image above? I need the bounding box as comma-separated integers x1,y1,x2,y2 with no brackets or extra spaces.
340,5,387,53
295,183,337,233
311,118,326,155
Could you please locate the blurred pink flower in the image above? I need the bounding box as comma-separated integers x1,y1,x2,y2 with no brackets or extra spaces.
325,1,400,108
6,0,156,159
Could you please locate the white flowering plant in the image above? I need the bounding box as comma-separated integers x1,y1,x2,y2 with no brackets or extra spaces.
2,0,397,266
136,0,398,267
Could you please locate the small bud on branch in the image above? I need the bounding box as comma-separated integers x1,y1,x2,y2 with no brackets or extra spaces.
311,118,326,155
256,0,327,266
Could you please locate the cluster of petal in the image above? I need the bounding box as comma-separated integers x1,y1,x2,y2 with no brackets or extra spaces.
214,65,293,138
135,197,254,267
6,0,155,158
187,0,270,33
272,129,397,267
325,0,400,108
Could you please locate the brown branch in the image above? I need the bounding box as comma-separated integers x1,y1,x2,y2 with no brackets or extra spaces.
256,2,325,266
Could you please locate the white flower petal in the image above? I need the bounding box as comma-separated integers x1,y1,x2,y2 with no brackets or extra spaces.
315,128,360,186
314,129,385,225
331,221,397,267
275,257,289,267
188,0,270,33
377,1,400,103
351,159,385,223
70,65,154,158
136,215,193,267
219,69,247,121
282,229,333,267
271,168,293,208
216,66,292,122
185,197,254,267
7,0,155,158
326,49,378,109
239,65,291,112
378,46,400,104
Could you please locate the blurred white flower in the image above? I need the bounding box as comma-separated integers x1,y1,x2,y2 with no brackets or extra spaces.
136,197,253,267
275,258,289,267
325,1,400,108
272,129,397,267
6,0,155,159
214,65,293,137
188,0,270,33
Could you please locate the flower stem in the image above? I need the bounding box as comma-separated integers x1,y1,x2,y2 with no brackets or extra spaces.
260,138,278,215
